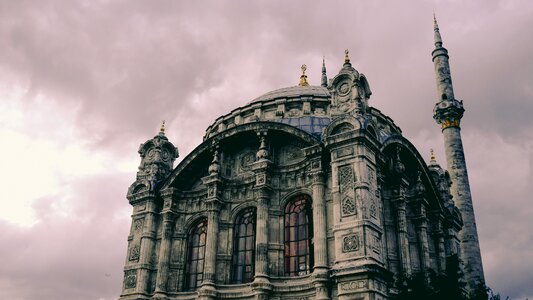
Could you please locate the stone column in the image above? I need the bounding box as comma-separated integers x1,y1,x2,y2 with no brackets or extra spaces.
393,197,411,277
251,132,273,300
255,187,270,280
311,169,330,300
154,211,176,297
197,197,221,300
414,214,431,272
198,148,224,300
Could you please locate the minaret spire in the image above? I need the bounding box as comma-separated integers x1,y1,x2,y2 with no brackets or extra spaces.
321,56,328,87
431,16,485,292
433,13,443,48
432,14,455,101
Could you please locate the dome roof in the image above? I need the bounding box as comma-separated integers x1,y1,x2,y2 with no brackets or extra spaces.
249,85,330,104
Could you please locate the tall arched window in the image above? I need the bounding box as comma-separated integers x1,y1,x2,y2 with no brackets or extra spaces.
185,218,207,291
232,207,256,283
284,195,313,276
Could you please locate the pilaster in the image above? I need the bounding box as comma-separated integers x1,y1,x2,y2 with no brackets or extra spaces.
198,148,224,300
251,132,273,300
153,188,178,298
120,192,159,299
305,144,330,300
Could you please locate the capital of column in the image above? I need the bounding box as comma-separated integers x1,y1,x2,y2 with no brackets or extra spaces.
310,170,325,185
433,98,464,130
160,187,178,212
205,197,223,213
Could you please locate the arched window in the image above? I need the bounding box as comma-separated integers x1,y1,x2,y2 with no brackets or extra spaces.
185,218,207,291
284,195,313,276
232,207,256,283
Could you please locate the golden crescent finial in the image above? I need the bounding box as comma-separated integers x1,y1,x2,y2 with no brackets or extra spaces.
299,64,309,86
344,49,350,63
430,148,436,162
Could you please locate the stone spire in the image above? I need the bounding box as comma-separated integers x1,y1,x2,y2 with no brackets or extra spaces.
431,16,485,291
321,56,328,87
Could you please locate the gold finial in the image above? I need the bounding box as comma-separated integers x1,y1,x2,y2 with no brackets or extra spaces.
430,148,436,163
299,64,309,86
160,120,166,133
344,49,350,63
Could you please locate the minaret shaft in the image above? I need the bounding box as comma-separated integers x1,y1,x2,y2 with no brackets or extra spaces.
442,126,485,287
432,16,485,291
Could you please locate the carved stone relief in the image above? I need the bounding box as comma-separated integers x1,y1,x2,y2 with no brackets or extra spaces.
133,218,144,232
339,165,356,217
370,199,377,219
342,234,359,252
129,244,140,261
372,234,381,254
339,280,367,291
124,269,137,289
239,151,255,172
342,196,356,216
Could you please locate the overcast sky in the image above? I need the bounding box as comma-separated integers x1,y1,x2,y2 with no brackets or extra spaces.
0,1,532,299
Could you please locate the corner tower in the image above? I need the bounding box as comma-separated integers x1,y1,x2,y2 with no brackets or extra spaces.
431,16,485,290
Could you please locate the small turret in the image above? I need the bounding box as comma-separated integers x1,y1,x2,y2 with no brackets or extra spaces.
329,50,372,117
128,121,179,197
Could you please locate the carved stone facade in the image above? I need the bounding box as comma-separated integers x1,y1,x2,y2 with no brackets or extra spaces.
119,21,484,300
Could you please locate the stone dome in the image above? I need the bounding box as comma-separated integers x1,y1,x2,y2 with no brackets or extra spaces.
248,85,330,104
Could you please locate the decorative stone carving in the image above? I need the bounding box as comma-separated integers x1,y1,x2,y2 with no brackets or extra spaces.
129,244,140,261
372,234,381,254
133,218,144,232
124,269,137,289
240,151,256,171
367,165,375,186
369,199,377,219
342,196,356,216
256,173,266,185
339,165,356,217
340,280,367,291
342,234,359,252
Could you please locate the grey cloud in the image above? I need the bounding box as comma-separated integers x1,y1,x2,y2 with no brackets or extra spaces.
0,172,131,300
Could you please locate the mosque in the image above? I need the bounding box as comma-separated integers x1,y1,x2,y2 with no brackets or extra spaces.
119,17,485,300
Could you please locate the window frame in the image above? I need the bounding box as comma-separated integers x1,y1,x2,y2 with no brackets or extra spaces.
184,218,208,291
231,207,257,284
283,194,314,277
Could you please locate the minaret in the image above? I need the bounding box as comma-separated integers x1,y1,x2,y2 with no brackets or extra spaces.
431,15,485,290
321,56,328,87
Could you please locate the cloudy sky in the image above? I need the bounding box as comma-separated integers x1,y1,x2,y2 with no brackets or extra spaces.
0,0,531,299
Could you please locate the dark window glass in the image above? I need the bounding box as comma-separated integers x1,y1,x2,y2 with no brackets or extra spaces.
284,195,313,276
232,207,256,283
185,219,207,291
